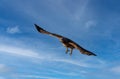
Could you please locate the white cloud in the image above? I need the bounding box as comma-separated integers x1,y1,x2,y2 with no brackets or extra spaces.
0,45,40,59
73,0,90,21
52,56,106,68
0,44,106,69
0,36,106,69
0,77,6,79
0,64,10,73
7,26,20,34
18,75,59,79
50,70,78,76
85,20,97,29
111,66,120,73
53,58,90,67
0,36,108,79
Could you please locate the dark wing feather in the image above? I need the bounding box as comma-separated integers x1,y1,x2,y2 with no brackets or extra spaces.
69,42,96,56
35,24,97,56
34,24,63,39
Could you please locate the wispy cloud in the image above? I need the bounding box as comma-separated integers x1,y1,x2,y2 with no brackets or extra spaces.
6,26,20,34
0,36,106,71
0,45,39,58
53,58,90,67
0,64,10,73
0,43,106,69
17,74,60,79
110,66,120,73
0,77,5,79
49,70,79,76
72,0,90,21
0,33,107,74
85,20,97,29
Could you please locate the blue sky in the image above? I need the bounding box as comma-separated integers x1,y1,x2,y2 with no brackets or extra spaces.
0,0,120,79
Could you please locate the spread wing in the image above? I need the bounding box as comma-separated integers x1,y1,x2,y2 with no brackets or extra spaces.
69,42,96,56
34,24,63,39
35,24,97,56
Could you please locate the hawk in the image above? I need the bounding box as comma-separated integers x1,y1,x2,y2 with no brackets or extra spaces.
34,24,96,56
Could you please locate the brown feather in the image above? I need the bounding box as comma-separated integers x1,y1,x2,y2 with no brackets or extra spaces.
34,24,97,56
34,24,63,39
69,42,96,56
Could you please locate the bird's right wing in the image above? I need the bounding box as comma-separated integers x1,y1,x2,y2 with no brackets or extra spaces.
69,42,97,56
34,24,63,39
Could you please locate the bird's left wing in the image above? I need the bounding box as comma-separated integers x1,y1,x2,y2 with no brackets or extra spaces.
34,24,63,39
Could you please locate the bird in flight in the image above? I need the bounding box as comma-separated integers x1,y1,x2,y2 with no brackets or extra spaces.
34,24,96,56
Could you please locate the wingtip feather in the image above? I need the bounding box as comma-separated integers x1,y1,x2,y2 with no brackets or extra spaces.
88,52,97,56
34,24,39,29
34,24,45,32
90,53,97,56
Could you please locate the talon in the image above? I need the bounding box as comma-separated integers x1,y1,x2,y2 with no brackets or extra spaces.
65,47,69,54
66,51,68,54
69,48,73,56
69,53,72,56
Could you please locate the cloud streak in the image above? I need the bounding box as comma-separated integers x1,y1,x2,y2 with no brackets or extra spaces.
17,74,60,79
0,64,10,73
110,66,120,73
0,45,40,59
49,70,79,76
72,0,90,21
7,26,20,34
85,20,97,29
0,43,105,69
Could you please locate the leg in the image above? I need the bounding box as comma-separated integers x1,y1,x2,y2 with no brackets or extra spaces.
69,48,73,56
65,47,69,54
